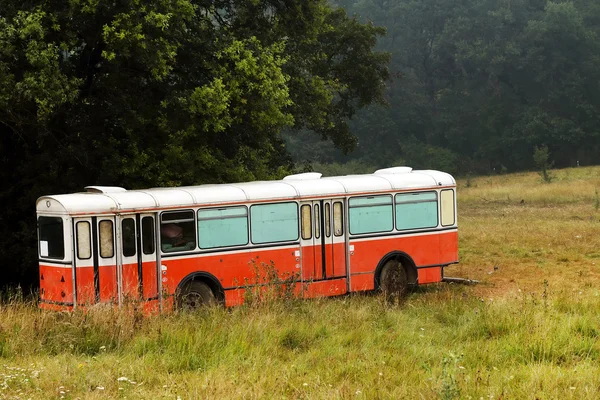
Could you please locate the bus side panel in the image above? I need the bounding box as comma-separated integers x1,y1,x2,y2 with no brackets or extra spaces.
142,260,158,299
39,264,74,304
76,266,95,305
121,262,139,301
349,273,374,292
439,230,459,262
349,233,441,274
332,241,346,278
99,265,118,302
418,267,442,284
162,245,299,296
348,230,458,289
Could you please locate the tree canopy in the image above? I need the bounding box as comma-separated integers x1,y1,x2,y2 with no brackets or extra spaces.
0,0,388,287
292,0,600,174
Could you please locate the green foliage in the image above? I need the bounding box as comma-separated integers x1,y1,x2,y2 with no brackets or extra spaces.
294,0,600,174
0,0,388,287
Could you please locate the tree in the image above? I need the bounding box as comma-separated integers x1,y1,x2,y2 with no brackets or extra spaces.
0,0,389,287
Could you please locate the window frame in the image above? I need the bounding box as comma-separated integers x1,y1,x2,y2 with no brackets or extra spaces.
300,204,312,240
160,210,196,253
142,216,156,255
348,194,394,236
98,219,115,259
394,191,439,231
249,201,300,245
440,189,456,227
197,206,249,250
121,218,137,258
333,201,344,237
38,216,65,260
324,202,331,237
76,221,92,260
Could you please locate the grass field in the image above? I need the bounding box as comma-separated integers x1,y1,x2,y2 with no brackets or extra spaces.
2,166,600,399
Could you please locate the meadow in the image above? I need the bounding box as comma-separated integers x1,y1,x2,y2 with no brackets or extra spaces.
1,166,600,399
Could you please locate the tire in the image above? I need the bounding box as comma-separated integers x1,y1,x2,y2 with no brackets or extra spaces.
379,259,408,302
177,281,216,310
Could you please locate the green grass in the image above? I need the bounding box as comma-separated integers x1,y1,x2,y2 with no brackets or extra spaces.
2,165,600,399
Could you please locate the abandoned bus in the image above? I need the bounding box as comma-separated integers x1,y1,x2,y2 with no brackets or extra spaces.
36,166,458,311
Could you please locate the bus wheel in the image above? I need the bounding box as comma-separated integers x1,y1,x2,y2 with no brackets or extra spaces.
379,259,408,302
178,281,216,310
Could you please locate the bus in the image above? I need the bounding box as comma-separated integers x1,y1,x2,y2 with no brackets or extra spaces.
36,166,458,311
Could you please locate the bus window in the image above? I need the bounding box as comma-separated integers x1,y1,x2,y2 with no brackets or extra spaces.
325,203,331,237
198,207,248,249
250,203,298,244
301,205,312,240
99,220,114,258
348,195,393,235
395,192,438,230
314,204,320,239
38,217,65,259
142,217,155,254
161,211,195,252
121,218,136,257
76,221,91,259
441,189,455,226
333,202,344,236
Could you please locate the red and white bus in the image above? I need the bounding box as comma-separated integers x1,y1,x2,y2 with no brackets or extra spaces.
36,166,458,311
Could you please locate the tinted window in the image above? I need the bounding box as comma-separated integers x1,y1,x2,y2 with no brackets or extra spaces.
348,196,393,235
395,192,438,230
325,203,331,237
122,218,136,257
250,203,299,244
161,211,195,252
39,217,65,259
198,207,248,249
142,216,156,254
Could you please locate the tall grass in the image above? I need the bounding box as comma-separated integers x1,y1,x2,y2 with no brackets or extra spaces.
1,166,599,399
1,287,600,399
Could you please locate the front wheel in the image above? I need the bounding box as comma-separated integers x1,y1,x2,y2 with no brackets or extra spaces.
177,281,216,311
379,259,408,303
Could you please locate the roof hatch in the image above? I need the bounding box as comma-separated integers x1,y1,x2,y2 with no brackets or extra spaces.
84,186,127,193
283,172,322,181
374,166,413,175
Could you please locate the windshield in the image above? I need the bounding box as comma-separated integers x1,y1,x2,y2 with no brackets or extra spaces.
38,217,65,259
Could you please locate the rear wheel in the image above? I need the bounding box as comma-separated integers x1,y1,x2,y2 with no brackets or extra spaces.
379,259,408,303
177,281,216,310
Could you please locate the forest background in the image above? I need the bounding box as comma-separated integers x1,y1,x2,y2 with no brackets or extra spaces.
1,0,599,288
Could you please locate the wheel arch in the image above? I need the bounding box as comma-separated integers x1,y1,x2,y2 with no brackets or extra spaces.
374,251,418,290
176,271,225,304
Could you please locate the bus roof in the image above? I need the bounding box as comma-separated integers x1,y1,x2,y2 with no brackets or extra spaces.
36,167,455,215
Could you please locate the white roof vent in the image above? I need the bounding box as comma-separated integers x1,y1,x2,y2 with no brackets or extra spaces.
374,166,413,175
283,172,322,181
84,186,127,193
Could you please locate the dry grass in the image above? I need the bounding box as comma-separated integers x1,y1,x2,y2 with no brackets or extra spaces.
454,166,600,298
1,166,600,399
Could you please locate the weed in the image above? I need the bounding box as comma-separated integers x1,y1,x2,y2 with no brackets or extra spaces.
242,260,302,307
439,352,463,400
533,145,554,183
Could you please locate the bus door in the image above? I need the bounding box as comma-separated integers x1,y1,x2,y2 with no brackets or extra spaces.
326,200,347,278
300,199,346,281
117,213,159,304
73,216,118,305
